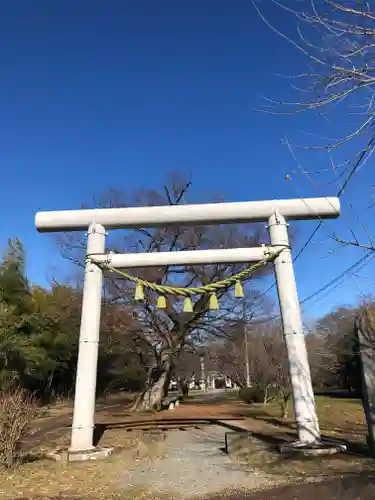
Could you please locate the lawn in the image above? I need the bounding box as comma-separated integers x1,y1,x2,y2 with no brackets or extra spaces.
244,394,367,441
0,391,373,500
224,392,373,483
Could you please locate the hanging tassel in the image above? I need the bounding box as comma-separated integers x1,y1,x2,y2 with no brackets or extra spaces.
234,280,244,298
156,295,167,309
209,292,219,311
183,296,194,313
134,282,144,301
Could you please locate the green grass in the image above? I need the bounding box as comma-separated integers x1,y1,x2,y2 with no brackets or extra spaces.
241,393,367,442
233,394,373,480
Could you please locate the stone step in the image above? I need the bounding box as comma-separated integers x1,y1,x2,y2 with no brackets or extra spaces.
225,431,274,458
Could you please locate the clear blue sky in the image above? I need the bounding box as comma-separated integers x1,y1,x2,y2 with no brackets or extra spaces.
1,0,374,320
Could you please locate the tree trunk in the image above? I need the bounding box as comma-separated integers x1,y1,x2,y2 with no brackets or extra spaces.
178,378,190,400
131,350,173,412
280,390,291,419
263,386,269,405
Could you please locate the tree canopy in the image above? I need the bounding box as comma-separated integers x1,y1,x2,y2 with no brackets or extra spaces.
1,175,371,410
0,238,146,400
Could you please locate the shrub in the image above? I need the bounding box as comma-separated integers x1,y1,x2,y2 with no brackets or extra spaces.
239,386,279,404
239,387,265,404
0,387,38,468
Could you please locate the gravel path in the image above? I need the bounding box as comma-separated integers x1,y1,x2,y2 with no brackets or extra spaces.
122,425,275,499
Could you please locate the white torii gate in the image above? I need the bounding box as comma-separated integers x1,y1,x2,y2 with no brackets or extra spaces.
35,196,340,456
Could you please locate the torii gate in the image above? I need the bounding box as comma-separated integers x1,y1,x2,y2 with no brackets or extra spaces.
35,196,340,458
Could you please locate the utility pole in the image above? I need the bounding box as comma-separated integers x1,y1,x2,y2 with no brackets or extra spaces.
200,354,206,391
244,327,251,387
243,301,251,387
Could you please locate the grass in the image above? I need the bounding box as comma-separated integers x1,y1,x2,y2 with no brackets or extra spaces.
244,395,367,439
228,394,373,481
0,391,372,500
0,426,163,500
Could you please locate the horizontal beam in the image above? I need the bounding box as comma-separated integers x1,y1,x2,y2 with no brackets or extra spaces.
89,246,281,268
35,197,340,233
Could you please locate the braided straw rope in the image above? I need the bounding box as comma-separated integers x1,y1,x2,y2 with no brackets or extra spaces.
95,247,284,297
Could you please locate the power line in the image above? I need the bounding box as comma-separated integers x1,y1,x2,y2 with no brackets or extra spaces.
255,139,373,306
294,220,323,262
254,220,322,306
300,251,374,306
337,135,375,198
252,250,374,325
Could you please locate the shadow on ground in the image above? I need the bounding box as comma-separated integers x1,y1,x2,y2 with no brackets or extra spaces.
314,389,361,399
245,414,371,458
202,472,375,500
9,472,375,500
92,417,247,446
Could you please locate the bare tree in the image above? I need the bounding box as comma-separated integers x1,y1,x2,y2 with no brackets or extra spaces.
255,0,375,249
247,323,292,416
355,302,375,455
58,173,272,411
174,347,201,396
208,298,272,389
209,331,248,389
211,319,292,416
311,305,363,390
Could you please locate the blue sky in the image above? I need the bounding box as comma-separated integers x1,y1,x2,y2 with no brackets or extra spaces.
1,0,374,320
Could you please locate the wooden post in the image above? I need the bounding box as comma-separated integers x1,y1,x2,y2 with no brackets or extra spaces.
356,313,375,456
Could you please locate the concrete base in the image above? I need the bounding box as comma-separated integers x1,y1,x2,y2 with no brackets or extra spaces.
278,440,347,457
225,431,347,460
225,431,271,459
47,446,115,462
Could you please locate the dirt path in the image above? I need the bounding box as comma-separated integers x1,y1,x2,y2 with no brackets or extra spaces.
21,390,250,453
7,390,375,500
202,473,375,500
121,425,277,499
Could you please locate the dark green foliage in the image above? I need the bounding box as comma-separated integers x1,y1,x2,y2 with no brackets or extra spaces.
0,238,31,314
337,327,362,395
0,238,147,402
238,386,278,404
239,387,261,404
314,306,363,394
